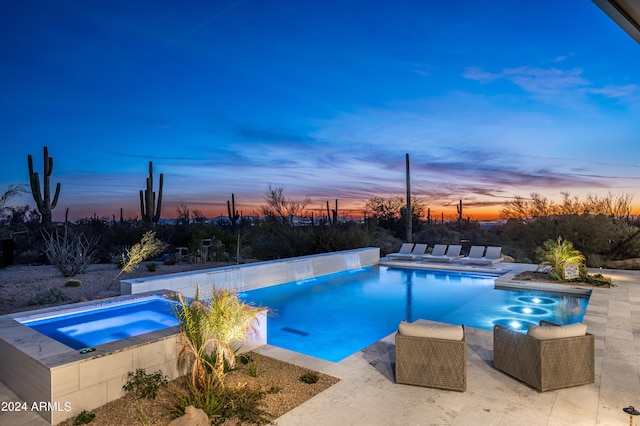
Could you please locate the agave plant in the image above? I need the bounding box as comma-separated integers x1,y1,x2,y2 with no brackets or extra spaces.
536,236,586,281
176,287,262,390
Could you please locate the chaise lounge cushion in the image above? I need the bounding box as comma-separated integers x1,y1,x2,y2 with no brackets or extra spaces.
398,320,464,341
527,322,587,340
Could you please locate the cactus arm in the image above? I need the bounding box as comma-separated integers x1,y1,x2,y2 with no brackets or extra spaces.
326,201,331,224
139,190,146,218
28,155,45,212
146,178,154,221
153,173,163,223
42,150,52,215
51,183,61,209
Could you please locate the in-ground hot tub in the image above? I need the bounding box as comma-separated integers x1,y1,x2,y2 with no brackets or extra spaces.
16,294,180,350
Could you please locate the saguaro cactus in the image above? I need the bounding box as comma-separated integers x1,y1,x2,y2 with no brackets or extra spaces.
139,161,163,224
457,199,463,230
227,193,240,226
405,153,412,242
324,200,338,225
331,199,338,225
28,146,61,229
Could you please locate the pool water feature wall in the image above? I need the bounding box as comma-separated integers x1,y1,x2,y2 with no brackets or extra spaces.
0,291,267,425
120,247,380,297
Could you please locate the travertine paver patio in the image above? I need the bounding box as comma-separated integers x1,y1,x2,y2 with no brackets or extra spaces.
1,266,639,425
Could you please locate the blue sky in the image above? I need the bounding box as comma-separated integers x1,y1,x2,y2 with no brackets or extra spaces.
1,0,639,221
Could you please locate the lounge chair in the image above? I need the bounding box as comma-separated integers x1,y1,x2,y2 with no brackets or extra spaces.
395,320,466,391
460,246,503,266
493,321,594,392
421,244,463,263
387,243,428,261
463,245,485,260
387,243,414,259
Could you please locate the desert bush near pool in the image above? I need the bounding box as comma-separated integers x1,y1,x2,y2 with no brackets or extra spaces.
175,287,262,391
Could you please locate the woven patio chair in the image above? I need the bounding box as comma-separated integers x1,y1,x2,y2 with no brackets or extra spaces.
493,320,595,392
395,321,466,391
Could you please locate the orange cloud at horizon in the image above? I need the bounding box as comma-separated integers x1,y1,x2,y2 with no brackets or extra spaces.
48,195,640,223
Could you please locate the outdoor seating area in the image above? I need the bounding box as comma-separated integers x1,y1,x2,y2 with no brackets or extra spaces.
385,243,504,266
394,318,593,393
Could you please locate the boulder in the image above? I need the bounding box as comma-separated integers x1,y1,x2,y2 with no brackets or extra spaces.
169,405,209,426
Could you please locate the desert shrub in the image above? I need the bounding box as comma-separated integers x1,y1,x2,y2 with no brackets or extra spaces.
42,226,99,277
13,249,41,265
496,214,640,266
582,273,613,287
123,368,168,399
172,379,277,424
299,371,319,384
220,385,277,424
368,228,401,257
145,261,157,272
64,279,82,287
237,352,261,377
107,231,167,290
28,287,69,305
73,410,95,425
172,381,224,421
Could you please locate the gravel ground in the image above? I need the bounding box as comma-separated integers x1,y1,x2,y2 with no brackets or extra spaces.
56,353,339,426
0,261,340,425
0,261,237,315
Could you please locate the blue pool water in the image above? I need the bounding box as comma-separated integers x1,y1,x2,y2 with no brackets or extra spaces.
241,266,590,362
18,296,180,350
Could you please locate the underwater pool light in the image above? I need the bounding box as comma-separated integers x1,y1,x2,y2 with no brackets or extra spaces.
509,320,523,329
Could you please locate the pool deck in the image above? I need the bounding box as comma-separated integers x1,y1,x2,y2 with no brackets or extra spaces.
2,262,640,425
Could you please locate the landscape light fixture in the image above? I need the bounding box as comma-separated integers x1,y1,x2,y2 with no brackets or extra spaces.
623,405,639,425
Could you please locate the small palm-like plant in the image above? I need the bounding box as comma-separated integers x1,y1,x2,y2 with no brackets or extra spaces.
536,236,585,281
176,287,262,390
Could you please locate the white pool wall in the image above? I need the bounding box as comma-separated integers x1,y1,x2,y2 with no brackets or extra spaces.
121,247,380,298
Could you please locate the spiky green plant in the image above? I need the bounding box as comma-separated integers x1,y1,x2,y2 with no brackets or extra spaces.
536,236,586,281
176,287,262,390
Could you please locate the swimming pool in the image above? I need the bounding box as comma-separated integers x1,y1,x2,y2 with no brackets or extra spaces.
240,265,590,362
16,295,180,350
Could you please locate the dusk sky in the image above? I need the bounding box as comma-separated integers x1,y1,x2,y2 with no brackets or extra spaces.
1,1,639,221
